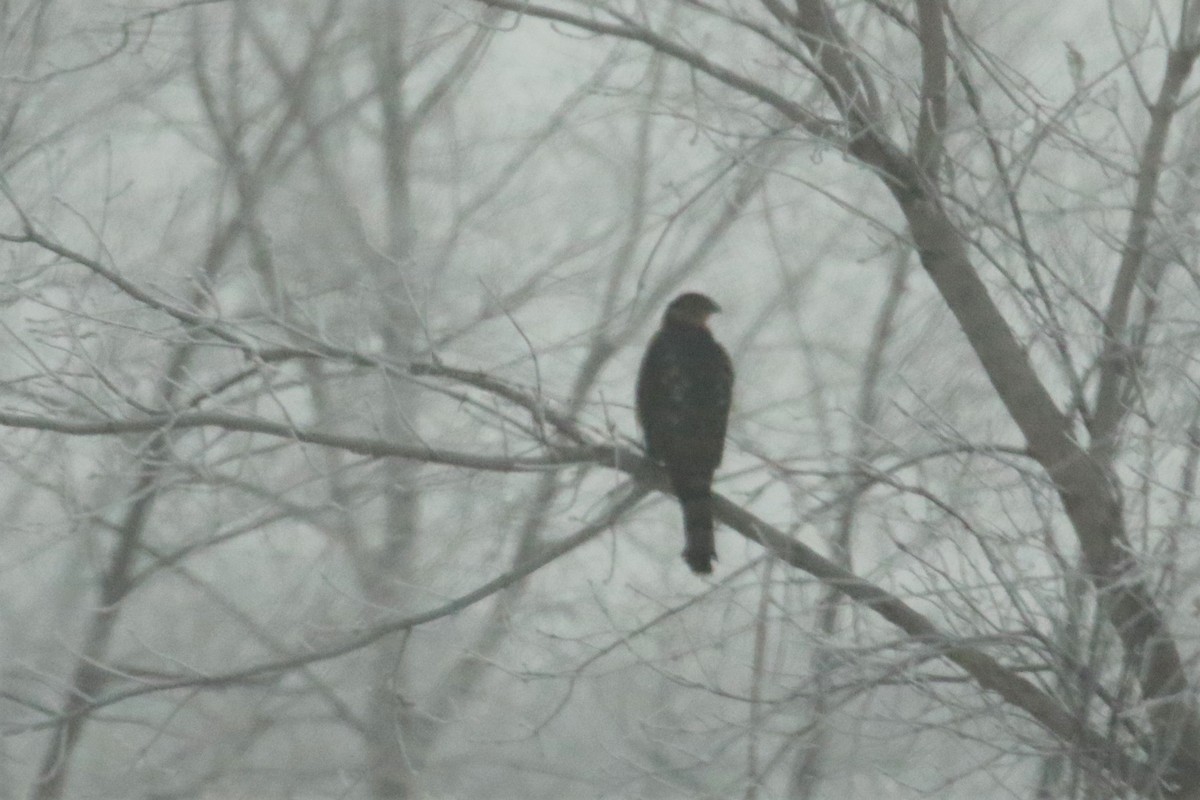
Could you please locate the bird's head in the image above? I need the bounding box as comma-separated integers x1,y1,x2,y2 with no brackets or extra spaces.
664,292,721,327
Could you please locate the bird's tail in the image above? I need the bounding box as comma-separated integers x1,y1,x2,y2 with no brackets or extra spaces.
680,495,715,574
672,470,716,574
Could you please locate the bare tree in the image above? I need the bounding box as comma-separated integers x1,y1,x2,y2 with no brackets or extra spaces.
6,1,1200,799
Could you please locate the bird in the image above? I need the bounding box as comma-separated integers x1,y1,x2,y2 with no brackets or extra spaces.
636,292,733,574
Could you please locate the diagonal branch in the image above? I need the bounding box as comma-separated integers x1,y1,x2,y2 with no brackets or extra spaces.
712,496,1161,794
5,446,1165,794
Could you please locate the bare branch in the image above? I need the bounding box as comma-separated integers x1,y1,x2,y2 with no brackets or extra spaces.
5,484,650,734
472,0,836,137
1092,38,1200,461
914,0,948,173
0,408,597,472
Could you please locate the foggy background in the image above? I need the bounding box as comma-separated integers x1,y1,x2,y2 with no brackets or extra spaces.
2,1,1200,798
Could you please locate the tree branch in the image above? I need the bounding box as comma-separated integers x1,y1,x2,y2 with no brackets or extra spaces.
7,448,1165,793
914,0,948,173
4,483,650,734
0,409,597,472
1091,38,1200,462
457,1,1200,790
473,0,835,137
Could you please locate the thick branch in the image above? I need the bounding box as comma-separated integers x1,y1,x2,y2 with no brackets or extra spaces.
901,177,1200,796
914,0,948,172
1091,41,1200,460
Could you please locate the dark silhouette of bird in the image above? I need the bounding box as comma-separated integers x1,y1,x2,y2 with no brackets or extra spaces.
636,292,733,574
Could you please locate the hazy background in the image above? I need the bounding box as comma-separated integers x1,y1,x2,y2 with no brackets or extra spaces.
2,1,1199,798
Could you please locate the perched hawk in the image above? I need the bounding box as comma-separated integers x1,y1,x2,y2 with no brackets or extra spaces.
636,293,733,574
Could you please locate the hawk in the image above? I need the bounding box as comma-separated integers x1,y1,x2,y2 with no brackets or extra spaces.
636,292,733,574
